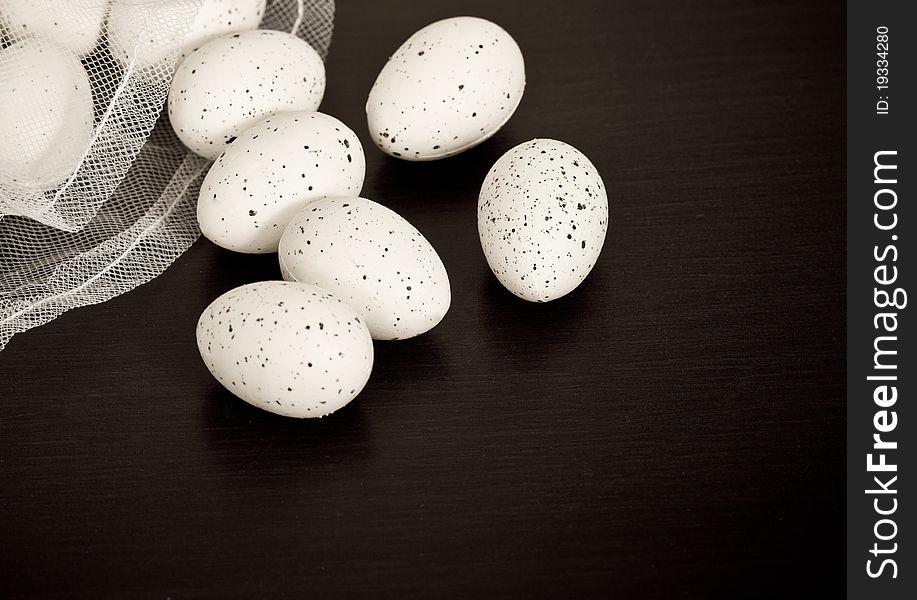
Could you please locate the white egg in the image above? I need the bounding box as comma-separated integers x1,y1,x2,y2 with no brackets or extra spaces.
107,0,265,69
198,111,365,254
168,30,325,159
107,0,194,69
0,0,109,56
0,38,94,190
478,139,608,302
177,0,266,60
279,197,451,340
366,16,525,161
196,281,374,418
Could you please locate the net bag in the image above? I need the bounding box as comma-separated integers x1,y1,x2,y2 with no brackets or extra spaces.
0,0,335,351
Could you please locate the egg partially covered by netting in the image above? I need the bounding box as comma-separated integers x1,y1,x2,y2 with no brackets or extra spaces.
0,0,109,57
0,0,335,352
0,38,94,191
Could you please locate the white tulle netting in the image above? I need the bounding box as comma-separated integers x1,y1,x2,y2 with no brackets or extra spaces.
0,0,335,351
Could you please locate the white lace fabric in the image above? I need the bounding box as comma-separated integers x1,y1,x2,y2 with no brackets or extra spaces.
0,0,335,351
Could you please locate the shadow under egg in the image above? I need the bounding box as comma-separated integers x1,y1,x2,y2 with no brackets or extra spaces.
365,126,521,212
202,241,284,292
368,332,451,393
199,384,375,473
474,267,615,375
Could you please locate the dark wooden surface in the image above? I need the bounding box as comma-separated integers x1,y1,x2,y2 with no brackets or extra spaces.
0,1,845,598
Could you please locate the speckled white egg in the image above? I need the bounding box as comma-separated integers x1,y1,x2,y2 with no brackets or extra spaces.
107,0,265,68
177,0,266,60
366,16,525,161
196,281,374,418
478,139,608,302
0,38,94,189
168,29,325,159
0,0,109,57
279,197,451,340
198,111,365,253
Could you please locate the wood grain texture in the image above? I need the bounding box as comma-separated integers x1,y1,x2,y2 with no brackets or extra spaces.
0,1,845,598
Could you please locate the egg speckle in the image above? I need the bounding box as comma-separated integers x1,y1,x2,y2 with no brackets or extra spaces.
177,0,266,60
168,29,325,159
279,197,451,340
108,0,266,68
478,139,608,302
366,16,525,161
198,111,365,253
196,281,374,418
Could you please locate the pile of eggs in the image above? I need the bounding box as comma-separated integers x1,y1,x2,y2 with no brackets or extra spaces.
4,0,609,417
176,9,608,418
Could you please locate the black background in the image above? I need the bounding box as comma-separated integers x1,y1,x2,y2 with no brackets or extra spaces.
0,1,845,598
